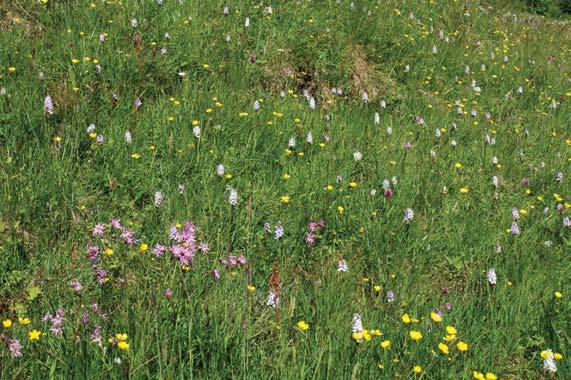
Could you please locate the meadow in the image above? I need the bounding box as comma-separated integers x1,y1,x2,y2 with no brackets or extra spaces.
0,0,569,378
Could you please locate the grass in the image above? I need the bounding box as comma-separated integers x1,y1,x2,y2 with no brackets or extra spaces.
0,0,569,378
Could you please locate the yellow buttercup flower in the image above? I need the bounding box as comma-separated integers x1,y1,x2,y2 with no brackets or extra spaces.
246,285,256,293
444,334,457,342
296,320,310,332
402,314,412,324
438,342,449,354
409,330,423,341
540,350,551,359
115,333,128,341
413,365,422,374
139,243,148,253
380,340,391,349
3,319,12,328
446,325,457,335
117,341,129,350
457,341,469,352
485,373,497,380
29,330,42,340
431,312,442,322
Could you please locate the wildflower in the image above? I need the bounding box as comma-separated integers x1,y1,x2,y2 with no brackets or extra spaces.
193,126,201,138
274,223,284,239
44,95,54,116
487,268,497,286
510,221,520,235
154,191,164,207
296,321,310,332
131,18,138,28
554,291,562,299
246,285,256,293
117,341,129,350
404,208,414,223
409,331,423,341
380,340,391,349
438,342,449,354
374,285,382,293
280,196,290,204
18,317,31,326
8,339,22,358
353,151,363,161
352,313,363,334
459,187,469,194
93,223,105,236
121,229,138,245
485,373,497,380
139,243,148,253
457,341,469,352
386,290,395,302
337,259,348,272
229,188,238,206
3,319,12,328
337,206,344,214
431,311,442,323
133,97,142,110
29,330,41,340
266,290,279,308
402,314,412,324
445,326,457,335
70,279,82,292
413,365,423,374
306,132,313,144
124,131,132,144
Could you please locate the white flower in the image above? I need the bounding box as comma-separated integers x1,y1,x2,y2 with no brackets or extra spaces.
487,268,497,285
228,188,238,206
124,131,132,144
266,290,279,308
543,350,557,373
404,208,414,223
351,313,363,333
374,112,380,125
193,126,201,138
288,137,296,148
306,132,313,144
353,151,363,161
216,164,225,177
337,259,348,272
